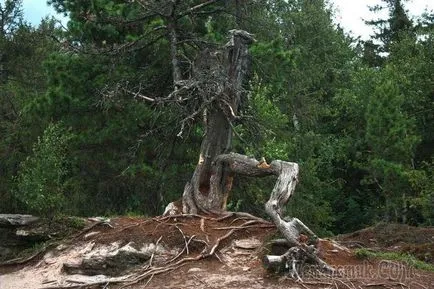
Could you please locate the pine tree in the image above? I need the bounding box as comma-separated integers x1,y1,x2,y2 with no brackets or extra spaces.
363,0,413,64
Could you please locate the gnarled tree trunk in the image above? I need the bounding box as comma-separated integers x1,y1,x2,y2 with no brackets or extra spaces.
181,30,254,214
205,153,334,278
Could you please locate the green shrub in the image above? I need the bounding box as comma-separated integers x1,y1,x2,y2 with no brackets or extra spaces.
354,248,373,259
14,122,73,218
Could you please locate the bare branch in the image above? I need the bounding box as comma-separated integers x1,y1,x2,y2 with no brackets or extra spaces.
220,99,238,119
123,87,157,103
178,0,222,18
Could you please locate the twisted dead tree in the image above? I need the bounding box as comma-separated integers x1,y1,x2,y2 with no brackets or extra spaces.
205,153,334,279
39,0,334,280
162,30,334,279
61,0,334,277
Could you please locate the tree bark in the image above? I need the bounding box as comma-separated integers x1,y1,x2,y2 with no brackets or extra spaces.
167,1,182,88
181,151,297,211
181,30,254,214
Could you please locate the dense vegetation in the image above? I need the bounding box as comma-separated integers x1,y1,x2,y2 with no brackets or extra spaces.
0,0,432,234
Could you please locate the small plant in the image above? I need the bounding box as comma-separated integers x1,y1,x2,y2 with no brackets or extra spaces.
64,216,86,230
227,199,243,212
354,248,374,259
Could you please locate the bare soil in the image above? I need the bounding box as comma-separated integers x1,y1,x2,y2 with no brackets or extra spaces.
0,215,433,289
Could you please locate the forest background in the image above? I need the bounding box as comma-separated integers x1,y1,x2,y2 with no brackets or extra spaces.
0,0,433,236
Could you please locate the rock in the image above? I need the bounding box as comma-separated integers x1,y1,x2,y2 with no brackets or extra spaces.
234,238,262,250
188,267,205,273
84,231,99,240
63,242,166,276
16,227,51,242
63,261,85,274
43,252,57,265
88,217,111,223
56,244,68,251
44,257,57,265
0,214,40,227
163,202,181,216
65,274,130,285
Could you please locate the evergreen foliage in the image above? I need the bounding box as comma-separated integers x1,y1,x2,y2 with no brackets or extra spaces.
0,0,432,232
14,122,72,217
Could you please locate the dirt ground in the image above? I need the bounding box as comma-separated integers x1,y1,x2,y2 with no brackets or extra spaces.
336,223,434,264
0,215,433,289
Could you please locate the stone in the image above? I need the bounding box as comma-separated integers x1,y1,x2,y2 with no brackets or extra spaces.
16,227,51,242
0,214,39,227
88,217,111,223
84,231,99,240
63,242,166,276
188,267,205,273
234,238,261,250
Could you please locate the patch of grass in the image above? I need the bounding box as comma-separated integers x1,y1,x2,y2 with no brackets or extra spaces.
355,248,434,271
354,247,373,259
125,211,145,217
52,215,86,231
66,216,86,229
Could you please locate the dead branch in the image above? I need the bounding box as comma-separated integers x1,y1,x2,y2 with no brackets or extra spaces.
157,213,214,222
0,244,49,266
200,218,205,232
364,283,408,288
336,279,357,289
303,281,334,285
69,221,108,240
149,236,163,267
216,211,270,223
213,224,275,230
207,228,236,256
178,0,221,17
117,219,153,233
168,235,200,263
174,225,189,254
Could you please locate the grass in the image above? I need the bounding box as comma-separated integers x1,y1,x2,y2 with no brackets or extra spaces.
355,248,434,271
64,216,86,229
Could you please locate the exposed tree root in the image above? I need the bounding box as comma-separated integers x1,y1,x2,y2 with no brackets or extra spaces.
0,244,51,266
170,154,336,282
193,154,336,280
40,155,336,287
43,218,268,289
70,221,109,240
244,157,334,280
216,211,272,224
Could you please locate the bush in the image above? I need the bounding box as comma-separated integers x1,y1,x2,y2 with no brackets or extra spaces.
14,122,72,217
